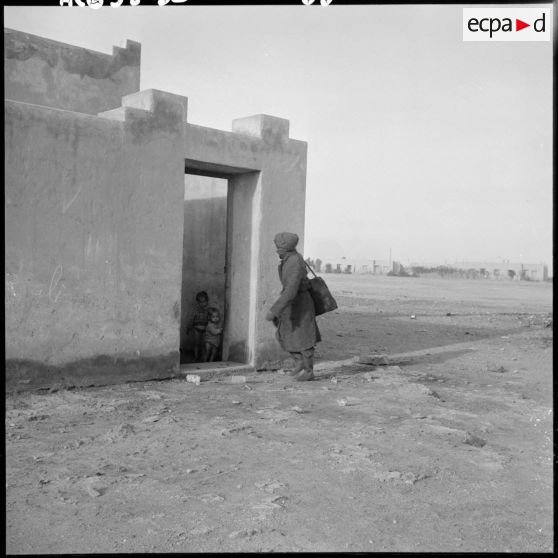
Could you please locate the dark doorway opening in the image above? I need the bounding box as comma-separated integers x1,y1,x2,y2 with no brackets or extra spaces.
180,174,228,364
181,159,261,370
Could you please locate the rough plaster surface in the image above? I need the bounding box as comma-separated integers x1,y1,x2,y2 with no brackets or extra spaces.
4,28,140,115
181,190,227,355
5,92,186,381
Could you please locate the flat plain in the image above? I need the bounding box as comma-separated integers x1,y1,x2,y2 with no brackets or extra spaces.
6,274,553,553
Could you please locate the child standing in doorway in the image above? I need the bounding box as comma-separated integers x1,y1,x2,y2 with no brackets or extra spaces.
204,307,223,362
189,291,209,362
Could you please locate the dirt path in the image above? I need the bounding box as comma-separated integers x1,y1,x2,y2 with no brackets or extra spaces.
5,276,553,553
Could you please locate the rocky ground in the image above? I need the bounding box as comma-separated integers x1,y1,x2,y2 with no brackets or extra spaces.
5,275,553,553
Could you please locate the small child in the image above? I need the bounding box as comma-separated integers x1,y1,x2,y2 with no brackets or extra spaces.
204,307,223,362
189,291,209,362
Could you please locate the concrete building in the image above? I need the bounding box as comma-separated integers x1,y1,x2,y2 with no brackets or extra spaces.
317,258,395,275
5,28,308,390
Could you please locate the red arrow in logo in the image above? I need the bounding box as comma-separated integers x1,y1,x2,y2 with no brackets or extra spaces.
516,19,530,31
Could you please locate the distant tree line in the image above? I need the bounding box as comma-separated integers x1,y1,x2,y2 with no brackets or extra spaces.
410,266,510,279
304,260,545,281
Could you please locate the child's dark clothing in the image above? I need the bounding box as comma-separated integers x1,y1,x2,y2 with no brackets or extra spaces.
191,303,209,361
192,306,209,330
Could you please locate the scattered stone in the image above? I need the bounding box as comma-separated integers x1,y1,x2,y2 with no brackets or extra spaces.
86,486,102,498
410,314,416,319
185,469,196,474
27,414,49,421
488,365,507,373
407,384,435,397
357,355,389,366
230,375,246,384
255,480,287,493
222,424,255,436
251,496,285,513
362,372,376,381
142,415,160,423
186,374,201,385
330,377,338,384
374,471,428,485
103,423,135,443
464,432,486,448
200,494,225,503
375,471,402,482
271,495,289,507
83,477,106,498
337,397,359,407
291,406,306,414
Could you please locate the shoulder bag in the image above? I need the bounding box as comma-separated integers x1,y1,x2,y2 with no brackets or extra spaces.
304,260,338,316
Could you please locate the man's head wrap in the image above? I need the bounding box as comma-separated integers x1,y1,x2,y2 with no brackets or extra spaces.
273,232,299,251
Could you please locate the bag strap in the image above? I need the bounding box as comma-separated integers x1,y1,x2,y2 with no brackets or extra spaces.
304,259,318,278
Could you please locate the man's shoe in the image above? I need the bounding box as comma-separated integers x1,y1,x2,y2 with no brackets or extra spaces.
294,369,315,382
287,355,304,376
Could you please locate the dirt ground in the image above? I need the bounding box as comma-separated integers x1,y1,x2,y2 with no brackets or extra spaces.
5,275,553,553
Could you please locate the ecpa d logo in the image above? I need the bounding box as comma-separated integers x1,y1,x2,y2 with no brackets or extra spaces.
463,8,551,41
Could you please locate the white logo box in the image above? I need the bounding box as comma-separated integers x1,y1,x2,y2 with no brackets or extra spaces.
463,7,552,41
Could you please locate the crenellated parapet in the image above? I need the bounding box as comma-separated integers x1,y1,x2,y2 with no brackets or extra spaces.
232,114,290,145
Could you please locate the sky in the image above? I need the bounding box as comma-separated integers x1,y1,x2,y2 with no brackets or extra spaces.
4,3,553,267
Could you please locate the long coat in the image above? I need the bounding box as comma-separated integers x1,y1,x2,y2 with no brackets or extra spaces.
270,250,321,352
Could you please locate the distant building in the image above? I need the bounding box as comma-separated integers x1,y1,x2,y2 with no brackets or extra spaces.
312,258,398,275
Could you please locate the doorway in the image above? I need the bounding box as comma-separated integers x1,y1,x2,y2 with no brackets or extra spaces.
180,162,261,368
180,174,228,364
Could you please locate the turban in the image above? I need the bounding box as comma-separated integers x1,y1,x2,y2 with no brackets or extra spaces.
274,232,299,251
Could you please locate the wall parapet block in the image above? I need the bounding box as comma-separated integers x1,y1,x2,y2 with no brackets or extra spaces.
232,114,290,145
122,89,188,124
